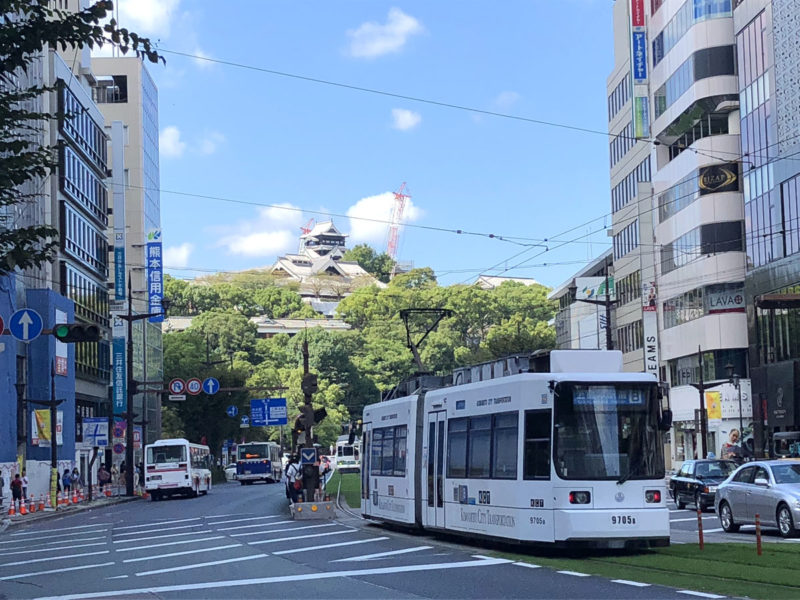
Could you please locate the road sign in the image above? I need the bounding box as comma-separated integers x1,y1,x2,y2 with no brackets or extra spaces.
267,398,288,425
168,378,186,395
113,422,125,439
240,415,250,429
169,394,186,402
226,405,238,418
9,308,43,342
82,417,108,447
250,399,268,427
202,377,220,395
186,378,202,395
300,447,318,465
113,442,125,455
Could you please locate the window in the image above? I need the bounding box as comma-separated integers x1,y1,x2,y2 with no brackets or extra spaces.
661,221,744,275
612,157,651,213
447,412,519,480
617,320,644,354
732,466,755,483
668,348,748,386
523,410,551,480
369,425,408,477
652,0,732,68
613,220,640,260
610,122,635,168
617,271,642,307
608,75,631,121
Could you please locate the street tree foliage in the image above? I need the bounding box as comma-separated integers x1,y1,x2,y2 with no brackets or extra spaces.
0,0,161,274
341,244,395,284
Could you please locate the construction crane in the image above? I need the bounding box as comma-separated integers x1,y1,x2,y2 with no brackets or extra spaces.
300,218,315,235
387,182,410,260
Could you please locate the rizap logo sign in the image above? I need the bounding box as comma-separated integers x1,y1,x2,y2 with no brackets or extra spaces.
699,164,739,195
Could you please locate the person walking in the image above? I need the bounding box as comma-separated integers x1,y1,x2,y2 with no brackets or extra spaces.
98,464,110,493
10,473,23,510
286,456,303,504
21,470,29,500
62,469,72,496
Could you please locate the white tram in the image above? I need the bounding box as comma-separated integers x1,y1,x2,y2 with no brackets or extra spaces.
361,350,672,548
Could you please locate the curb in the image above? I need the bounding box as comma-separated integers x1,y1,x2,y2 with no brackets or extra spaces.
1,496,141,530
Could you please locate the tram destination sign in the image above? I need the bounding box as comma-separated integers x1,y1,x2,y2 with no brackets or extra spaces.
573,385,645,407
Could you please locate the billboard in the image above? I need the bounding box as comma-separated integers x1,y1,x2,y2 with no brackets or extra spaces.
575,276,615,301
631,31,648,82
633,96,650,139
699,163,739,195
146,229,164,323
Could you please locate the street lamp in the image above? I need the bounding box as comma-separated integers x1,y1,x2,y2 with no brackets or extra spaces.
567,256,615,350
725,362,744,443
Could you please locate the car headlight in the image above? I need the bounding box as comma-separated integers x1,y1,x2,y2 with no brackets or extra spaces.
707,486,717,493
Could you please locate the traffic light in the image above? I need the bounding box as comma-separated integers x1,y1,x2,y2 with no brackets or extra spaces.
52,323,101,343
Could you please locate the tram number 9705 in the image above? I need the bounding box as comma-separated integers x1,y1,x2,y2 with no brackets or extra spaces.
611,514,636,525
478,490,491,505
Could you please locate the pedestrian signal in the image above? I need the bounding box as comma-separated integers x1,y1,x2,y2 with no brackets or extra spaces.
52,323,102,343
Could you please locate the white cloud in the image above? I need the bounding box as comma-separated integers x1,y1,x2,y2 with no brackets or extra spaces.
347,8,423,58
494,91,521,109
346,192,422,244
223,231,295,257
198,132,225,155
391,108,421,131
216,204,304,258
159,126,186,158
117,0,181,38
192,47,214,69
164,243,194,268
258,203,302,225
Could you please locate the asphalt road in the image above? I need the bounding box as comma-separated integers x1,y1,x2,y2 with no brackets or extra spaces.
0,482,733,600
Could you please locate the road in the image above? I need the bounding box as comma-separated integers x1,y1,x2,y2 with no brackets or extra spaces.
0,482,730,600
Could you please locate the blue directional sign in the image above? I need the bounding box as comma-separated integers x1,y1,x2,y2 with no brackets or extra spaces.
250,399,268,427
226,405,238,418
82,417,109,447
202,377,220,395
240,415,250,428
9,308,43,342
267,397,288,425
300,447,318,465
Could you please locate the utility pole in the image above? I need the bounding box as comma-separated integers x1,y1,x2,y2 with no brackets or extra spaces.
569,257,616,350
27,367,65,508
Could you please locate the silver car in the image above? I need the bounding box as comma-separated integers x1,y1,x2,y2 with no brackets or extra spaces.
715,460,800,538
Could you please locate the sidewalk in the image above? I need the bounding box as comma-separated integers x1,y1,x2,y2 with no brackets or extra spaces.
1,494,141,531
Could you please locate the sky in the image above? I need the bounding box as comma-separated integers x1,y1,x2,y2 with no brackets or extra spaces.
106,0,618,290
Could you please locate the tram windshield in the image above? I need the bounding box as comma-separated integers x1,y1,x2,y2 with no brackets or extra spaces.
554,382,664,481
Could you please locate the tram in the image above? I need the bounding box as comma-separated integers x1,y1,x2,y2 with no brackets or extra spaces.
361,350,672,548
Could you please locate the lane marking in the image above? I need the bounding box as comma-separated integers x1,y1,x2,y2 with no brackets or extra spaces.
557,570,590,577
203,513,255,519
0,550,110,568
677,591,726,598
333,545,433,562
0,530,108,545
0,561,114,581
513,562,541,569
113,523,204,537
31,555,512,599
113,530,213,543
218,520,293,531
612,579,651,587
274,537,390,555
114,517,202,531
136,554,267,576
248,529,358,546
230,523,336,538
106,575,128,580
115,535,226,552
670,517,718,523
0,541,106,557
703,528,724,533
206,515,282,526
123,544,242,563
9,523,112,536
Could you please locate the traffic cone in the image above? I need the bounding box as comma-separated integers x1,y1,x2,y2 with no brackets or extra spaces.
57,492,64,506
28,496,36,513
8,500,15,516
45,492,52,509
19,499,27,515
72,489,78,504
38,494,45,511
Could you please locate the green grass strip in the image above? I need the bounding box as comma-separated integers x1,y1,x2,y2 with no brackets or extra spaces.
327,471,361,508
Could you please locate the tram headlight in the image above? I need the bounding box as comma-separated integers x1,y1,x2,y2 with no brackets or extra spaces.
568,491,591,504
645,490,662,503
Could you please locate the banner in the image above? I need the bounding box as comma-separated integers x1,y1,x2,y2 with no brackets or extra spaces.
114,233,126,301
32,410,63,447
146,229,164,323
112,318,126,415
575,276,615,301
706,391,722,421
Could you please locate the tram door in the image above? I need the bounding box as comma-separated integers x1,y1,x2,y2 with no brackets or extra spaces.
425,411,446,528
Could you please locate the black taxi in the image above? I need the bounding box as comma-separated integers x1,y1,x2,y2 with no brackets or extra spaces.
669,459,737,511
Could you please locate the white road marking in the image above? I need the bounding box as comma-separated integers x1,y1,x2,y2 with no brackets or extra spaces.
112,530,213,543
114,517,202,531
31,555,512,600
333,546,433,562
513,562,541,569
106,575,128,580
557,570,590,577
0,561,114,581
0,541,106,557
677,591,726,598
0,530,108,545
612,579,651,587
248,529,358,546
9,523,112,536
274,537,389,555
703,528,724,533
670,517,717,523
113,523,204,537
136,554,267,576
115,535,226,552
123,544,242,563
203,513,254,519
0,550,109,568
218,520,293,531
230,523,336,537
206,515,282,526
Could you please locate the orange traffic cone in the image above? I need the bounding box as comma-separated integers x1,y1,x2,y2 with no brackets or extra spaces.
57,492,64,506
38,494,45,511
45,492,52,509
19,499,27,515
8,500,15,516
28,496,36,513
72,489,78,504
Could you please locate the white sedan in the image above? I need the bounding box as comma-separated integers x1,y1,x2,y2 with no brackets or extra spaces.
224,464,237,481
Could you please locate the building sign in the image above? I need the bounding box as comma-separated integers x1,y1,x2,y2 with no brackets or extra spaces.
32,409,63,447
706,288,745,314
631,31,648,82
114,232,126,301
766,362,796,427
146,229,164,323
699,163,739,195
55,308,68,376
642,281,657,312
631,0,645,27
575,276,615,301
633,96,650,139
705,391,722,421
112,314,126,415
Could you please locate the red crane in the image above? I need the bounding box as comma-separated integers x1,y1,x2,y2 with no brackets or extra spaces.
300,218,315,235
387,182,410,260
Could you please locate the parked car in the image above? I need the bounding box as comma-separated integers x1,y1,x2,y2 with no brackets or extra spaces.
224,464,237,482
716,460,800,538
669,459,737,511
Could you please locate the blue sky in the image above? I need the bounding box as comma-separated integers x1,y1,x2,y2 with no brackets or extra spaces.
112,0,617,289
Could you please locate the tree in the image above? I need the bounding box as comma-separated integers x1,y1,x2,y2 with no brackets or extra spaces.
0,0,161,273
342,244,395,284
189,310,258,362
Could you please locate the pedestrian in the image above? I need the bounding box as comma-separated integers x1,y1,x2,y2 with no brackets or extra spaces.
0,472,4,508
62,469,72,495
10,473,23,509
286,455,303,504
98,464,110,492
21,469,29,500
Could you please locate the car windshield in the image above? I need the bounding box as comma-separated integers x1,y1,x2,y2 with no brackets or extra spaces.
554,382,664,481
146,445,186,464
771,464,800,484
695,461,736,478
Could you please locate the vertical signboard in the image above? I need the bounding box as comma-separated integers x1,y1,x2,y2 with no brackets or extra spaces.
633,96,650,138
630,0,645,27
111,121,126,301
631,32,648,82
642,280,659,378
114,233,126,300
630,0,650,139
112,314,126,415
146,229,164,323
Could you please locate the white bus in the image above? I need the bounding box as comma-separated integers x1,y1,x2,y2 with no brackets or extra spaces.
335,435,361,473
361,350,672,549
236,441,282,484
145,438,212,501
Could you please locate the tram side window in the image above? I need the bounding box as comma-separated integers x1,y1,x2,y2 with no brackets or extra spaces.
369,425,408,477
447,412,519,479
447,418,468,478
370,429,383,476
524,410,551,480
493,412,518,479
